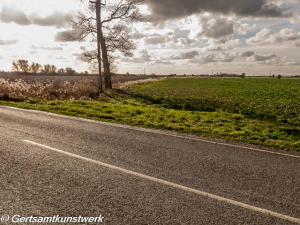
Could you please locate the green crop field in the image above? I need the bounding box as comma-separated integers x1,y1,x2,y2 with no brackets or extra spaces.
130,78,300,123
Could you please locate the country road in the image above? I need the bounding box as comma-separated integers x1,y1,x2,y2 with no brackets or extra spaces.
1,106,300,225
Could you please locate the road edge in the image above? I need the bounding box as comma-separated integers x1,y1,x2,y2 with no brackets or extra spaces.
2,105,300,159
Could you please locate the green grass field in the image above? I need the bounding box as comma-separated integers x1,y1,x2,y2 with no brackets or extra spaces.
1,78,299,151
130,78,300,123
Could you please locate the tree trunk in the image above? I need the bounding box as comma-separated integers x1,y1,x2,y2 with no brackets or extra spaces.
96,0,104,93
98,23,112,89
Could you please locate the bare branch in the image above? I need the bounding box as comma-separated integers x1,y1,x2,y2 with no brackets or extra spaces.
68,0,147,89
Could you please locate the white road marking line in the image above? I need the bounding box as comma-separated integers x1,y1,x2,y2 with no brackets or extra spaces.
24,140,300,224
3,105,300,159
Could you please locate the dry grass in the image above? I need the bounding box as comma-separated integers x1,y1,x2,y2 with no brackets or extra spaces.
113,77,166,89
0,78,98,101
0,77,164,101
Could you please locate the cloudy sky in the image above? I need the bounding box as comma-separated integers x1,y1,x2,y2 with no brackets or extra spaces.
0,0,300,75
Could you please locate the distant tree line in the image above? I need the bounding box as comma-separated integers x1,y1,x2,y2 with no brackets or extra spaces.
168,73,247,78
12,60,89,75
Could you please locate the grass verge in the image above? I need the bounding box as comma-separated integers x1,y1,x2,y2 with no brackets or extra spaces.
1,95,299,151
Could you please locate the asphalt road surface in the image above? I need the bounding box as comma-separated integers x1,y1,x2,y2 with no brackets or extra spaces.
1,106,300,224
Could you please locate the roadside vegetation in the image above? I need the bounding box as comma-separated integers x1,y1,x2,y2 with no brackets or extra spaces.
0,77,299,151
0,78,162,101
0,78,98,100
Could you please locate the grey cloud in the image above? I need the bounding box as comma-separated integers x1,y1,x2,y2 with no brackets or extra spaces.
173,29,190,38
31,46,63,51
121,49,152,64
72,53,82,57
246,28,300,46
207,46,224,51
131,30,168,42
0,39,18,45
0,8,68,27
290,15,300,24
193,52,238,64
176,38,197,47
199,15,255,40
199,16,234,39
141,31,197,48
248,54,300,66
144,36,166,45
147,0,290,22
121,57,147,64
121,58,140,63
222,58,234,62
132,30,148,39
280,28,299,41
55,30,82,42
282,61,300,66
30,11,68,28
207,39,241,51
256,3,291,17
179,51,199,59
0,8,31,25
241,51,255,57
151,60,173,65
169,51,199,60
288,62,300,66
250,54,277,61
201,53,219,63
139,49,152,61
295,40,300,47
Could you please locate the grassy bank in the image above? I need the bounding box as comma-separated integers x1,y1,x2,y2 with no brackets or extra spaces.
1,94,299,151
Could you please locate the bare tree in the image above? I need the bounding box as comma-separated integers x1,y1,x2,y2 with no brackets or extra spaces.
30,62,42,74
109,58,118,75
67,0,146,91
42,64,51,74
12,61,20,73
81,47,118,75
17,60,30,74
50,65,57,74
66,67,77,75
57,68,66,74
13,61,60,75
